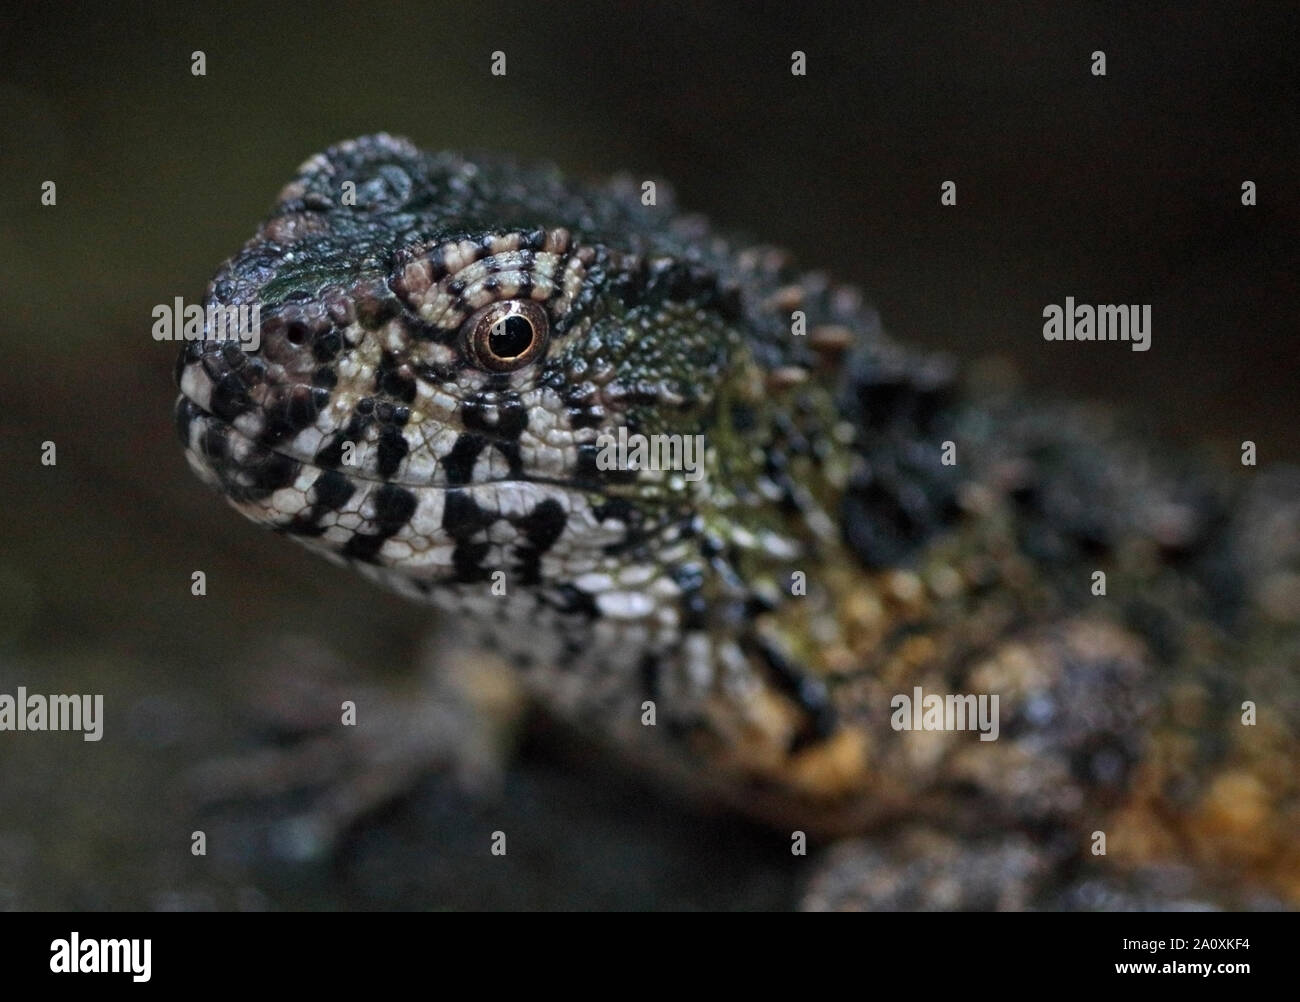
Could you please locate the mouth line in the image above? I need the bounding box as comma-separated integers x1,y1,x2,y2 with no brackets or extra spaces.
180,393,636,498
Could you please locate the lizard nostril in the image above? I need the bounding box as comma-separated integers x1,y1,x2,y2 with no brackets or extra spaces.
285,322,311,346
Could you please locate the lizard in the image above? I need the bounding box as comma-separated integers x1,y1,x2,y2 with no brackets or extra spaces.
173,133,1300,909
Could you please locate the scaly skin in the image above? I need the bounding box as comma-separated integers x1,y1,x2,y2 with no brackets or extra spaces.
175,135,1299,909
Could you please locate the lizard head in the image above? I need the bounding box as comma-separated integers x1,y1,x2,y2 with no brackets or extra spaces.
174,134,789,607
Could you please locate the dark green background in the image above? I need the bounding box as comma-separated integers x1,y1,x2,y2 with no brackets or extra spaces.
0,1,1295,909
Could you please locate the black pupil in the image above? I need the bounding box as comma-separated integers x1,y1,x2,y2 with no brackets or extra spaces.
489,314,535,358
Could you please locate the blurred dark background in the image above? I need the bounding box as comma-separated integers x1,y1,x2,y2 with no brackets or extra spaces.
0,1,1295,909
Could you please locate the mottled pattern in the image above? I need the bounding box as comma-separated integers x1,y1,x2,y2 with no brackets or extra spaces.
176,135,1300,908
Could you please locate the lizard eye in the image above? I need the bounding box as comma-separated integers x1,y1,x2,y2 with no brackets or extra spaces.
462,301,549,372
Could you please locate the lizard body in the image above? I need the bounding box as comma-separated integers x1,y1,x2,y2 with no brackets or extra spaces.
175,135,1299,908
